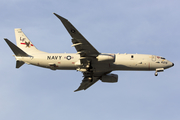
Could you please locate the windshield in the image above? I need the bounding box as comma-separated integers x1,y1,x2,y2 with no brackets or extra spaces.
157,56,166,60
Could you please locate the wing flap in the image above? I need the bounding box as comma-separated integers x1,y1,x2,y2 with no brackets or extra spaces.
71,38,99,57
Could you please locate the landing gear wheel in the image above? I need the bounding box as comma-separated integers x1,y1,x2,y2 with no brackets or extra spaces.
155,72,158,76
87,77,93,82
86,61,93,72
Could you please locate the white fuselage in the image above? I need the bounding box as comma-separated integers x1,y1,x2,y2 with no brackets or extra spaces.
15,53,173,73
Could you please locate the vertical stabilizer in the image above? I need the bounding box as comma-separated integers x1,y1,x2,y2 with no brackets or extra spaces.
15,28,44,54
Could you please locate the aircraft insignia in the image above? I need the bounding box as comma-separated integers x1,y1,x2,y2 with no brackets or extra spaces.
71,29,76,33
20,37,34,47
67,55,71,60
21,41,34,48
25,41,31,47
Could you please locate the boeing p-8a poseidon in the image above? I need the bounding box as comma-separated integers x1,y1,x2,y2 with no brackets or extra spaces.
4,13,174,92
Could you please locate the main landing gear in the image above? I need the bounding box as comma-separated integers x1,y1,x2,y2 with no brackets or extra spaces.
87,76,93,82
83,72,93,82
84,61,93,82
86,61,93,72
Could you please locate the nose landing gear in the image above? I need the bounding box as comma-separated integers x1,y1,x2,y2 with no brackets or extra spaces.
155,72,158,76
154,68,164,76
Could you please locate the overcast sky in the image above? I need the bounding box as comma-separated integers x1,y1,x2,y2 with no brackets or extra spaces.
0,0,180,120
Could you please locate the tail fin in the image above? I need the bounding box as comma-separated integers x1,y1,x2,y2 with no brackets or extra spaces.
14,28,43,54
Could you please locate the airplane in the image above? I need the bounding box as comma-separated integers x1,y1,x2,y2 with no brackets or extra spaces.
4,13,174,92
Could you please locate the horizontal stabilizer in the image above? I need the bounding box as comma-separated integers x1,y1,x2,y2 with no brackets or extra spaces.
4,38,29,57
16,60,25,68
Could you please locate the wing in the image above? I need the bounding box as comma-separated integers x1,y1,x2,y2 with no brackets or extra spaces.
74,76,100,92
53,13,100,57
54,13,102,91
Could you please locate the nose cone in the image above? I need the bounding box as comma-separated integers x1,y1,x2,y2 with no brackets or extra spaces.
164,60,174,69
167,61,174,69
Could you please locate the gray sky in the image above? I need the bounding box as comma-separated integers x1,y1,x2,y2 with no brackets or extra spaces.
0,0,180,120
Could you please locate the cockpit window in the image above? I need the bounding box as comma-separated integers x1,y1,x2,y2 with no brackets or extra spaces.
157,56,166,60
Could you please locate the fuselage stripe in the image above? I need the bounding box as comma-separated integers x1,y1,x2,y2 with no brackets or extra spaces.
21,43,34,46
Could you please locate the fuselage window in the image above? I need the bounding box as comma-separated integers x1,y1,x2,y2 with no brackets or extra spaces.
131,55,134,58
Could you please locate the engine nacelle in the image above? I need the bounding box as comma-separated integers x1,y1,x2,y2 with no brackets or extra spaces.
100,73,118,83
96,54,115,62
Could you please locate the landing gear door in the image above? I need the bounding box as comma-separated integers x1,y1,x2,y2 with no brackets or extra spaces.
152,55,156,61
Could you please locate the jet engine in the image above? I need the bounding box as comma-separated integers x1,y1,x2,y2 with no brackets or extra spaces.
100,73,118,83
96,54,115,62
